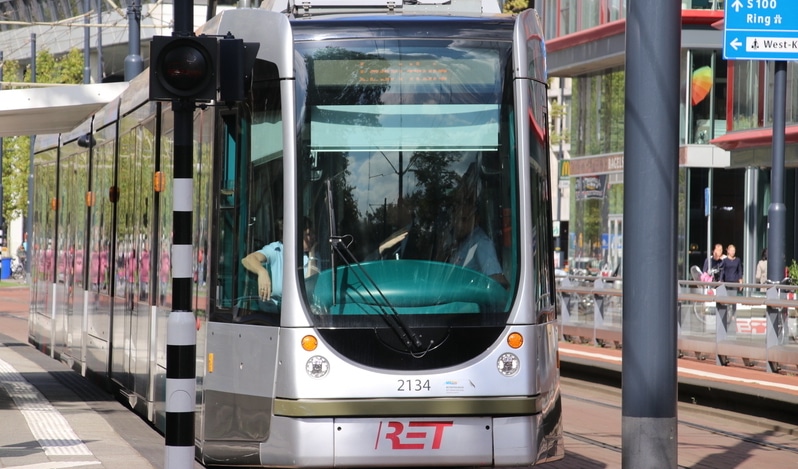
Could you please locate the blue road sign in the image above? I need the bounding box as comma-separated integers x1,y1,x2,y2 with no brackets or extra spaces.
723,0,798,61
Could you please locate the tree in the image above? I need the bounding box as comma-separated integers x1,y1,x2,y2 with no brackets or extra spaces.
549,99,569,146
2,48,85,225
502,0,530,14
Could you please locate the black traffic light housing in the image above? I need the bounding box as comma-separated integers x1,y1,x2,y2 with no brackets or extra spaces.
218,36,260,103
150,34,260,104
150,35,218,102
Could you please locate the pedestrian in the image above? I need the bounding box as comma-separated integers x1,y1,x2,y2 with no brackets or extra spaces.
16,243,26,271
755,248,768,292
702,243,725,282
722,244,743,296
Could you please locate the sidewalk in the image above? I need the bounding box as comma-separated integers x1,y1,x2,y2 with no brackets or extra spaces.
0,285,200,469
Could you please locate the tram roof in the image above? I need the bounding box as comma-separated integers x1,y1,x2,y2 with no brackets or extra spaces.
0,82,128,138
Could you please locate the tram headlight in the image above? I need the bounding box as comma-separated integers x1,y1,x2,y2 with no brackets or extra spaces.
306,355,330,379
497,353,520,377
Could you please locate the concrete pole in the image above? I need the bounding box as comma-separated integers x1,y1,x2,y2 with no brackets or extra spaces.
622,0,681,467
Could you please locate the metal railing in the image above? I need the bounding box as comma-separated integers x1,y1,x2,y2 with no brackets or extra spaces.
557,275,798,373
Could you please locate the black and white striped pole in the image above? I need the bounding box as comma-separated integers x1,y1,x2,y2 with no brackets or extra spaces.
163,0,197,466
165,309,196,467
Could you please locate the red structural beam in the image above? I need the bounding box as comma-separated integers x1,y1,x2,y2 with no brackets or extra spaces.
546,10,724,53
712,125,798,151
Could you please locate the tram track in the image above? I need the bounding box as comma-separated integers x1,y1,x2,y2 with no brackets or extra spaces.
560,353,798,428
550,372,798,468
562,389,798,457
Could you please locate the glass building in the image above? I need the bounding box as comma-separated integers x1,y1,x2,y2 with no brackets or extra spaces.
540,0,798,282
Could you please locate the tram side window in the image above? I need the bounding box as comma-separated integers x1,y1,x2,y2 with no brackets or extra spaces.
215,60,284,325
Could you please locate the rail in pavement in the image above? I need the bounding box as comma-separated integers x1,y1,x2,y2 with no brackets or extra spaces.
560,342,798,429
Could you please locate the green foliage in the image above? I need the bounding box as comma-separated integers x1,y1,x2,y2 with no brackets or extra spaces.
502,0,530,14
1,136,29,222
571,69,626,157
2,48,85,224
788,260,798,284
549,101,569,146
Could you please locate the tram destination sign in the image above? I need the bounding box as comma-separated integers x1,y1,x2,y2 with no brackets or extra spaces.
723,0,798,61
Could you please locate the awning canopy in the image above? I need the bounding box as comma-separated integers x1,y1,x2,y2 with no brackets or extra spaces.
0,83,128,137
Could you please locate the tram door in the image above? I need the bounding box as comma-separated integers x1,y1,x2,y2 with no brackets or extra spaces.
54,142,89,363
204,27,292,446
30,147,58,352
112,114,155,394
85,122,117,379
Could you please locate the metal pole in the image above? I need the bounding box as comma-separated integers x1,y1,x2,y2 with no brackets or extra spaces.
27,35,36,274
767,61,786,284
83,0,90,83
706,169,713,270
622,0,680,466
0,51,4,253
124,0,143,81
556,77,565,268
96,0,103,82
744,166,758,284
164,0,196,466
765,61,788,373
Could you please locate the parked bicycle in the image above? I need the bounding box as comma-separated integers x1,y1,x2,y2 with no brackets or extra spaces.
690,265,719,329
11,257,25,281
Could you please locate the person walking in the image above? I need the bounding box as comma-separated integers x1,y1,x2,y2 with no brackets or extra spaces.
702,243,725,281
722,244,743,294
755,248,768,292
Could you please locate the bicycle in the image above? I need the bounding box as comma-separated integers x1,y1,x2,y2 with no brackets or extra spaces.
690,265,718,332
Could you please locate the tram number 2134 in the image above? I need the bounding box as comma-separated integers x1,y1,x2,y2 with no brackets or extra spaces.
397,379,431,392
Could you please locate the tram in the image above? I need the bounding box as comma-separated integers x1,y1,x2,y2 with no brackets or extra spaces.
29,0,562,466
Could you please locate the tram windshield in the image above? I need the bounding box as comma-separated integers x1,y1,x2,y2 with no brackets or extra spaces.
295,39,518,346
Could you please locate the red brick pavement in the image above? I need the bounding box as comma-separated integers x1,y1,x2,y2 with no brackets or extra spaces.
0,285,31,343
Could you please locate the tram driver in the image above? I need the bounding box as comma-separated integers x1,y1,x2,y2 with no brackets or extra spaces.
443,165,508,289
241,218,318,310
449,200,509,288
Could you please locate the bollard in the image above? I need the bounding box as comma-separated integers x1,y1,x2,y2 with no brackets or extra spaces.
165,310,196,468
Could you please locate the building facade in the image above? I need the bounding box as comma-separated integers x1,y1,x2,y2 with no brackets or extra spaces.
542,0,798,282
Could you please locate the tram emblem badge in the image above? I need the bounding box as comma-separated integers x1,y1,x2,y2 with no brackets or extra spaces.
375,421,454,450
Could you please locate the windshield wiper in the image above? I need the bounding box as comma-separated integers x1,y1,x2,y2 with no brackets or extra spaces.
325,178,428,355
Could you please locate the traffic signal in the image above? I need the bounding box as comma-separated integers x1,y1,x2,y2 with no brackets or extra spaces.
150,35,218,102
218,37,260,103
